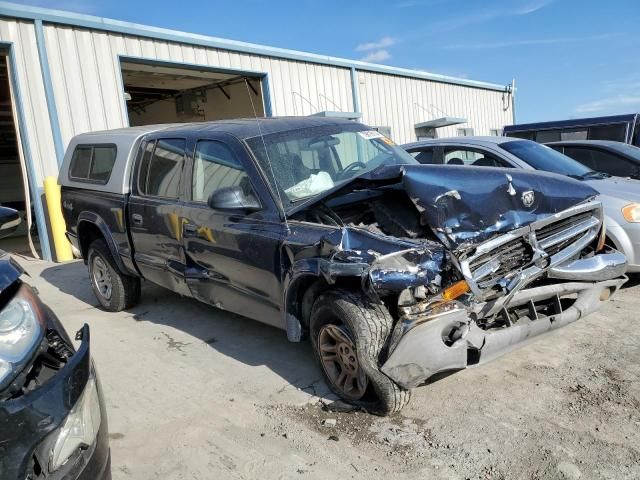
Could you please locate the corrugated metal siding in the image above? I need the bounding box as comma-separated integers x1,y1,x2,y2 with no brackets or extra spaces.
42,23,355,149
0,19,57,180
1,16,513,216
358,71,513,144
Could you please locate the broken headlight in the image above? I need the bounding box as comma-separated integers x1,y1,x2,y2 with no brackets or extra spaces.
0,284,45,390
50,373,102,470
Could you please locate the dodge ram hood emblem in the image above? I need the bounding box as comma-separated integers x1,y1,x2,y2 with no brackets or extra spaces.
522,190,535,207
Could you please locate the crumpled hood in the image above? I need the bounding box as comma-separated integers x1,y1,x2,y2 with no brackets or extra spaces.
291,164,599,250
401,164,599,249
0,251,22,297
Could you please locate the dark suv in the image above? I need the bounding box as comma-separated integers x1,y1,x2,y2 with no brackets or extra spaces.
59,117,626,414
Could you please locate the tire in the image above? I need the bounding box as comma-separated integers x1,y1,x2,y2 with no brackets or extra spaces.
87,239,141,312
310,289,411,415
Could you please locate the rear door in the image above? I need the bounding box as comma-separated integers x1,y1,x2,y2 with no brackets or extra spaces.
128,136,191,295
179,133,284,327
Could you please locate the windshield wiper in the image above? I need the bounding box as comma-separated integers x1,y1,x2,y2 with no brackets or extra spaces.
580,171,610,180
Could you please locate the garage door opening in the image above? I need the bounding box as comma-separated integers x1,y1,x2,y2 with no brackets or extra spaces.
0,53,41,258
120,61,266,126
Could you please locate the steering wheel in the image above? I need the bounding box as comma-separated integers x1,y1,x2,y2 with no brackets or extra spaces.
336,161,367,180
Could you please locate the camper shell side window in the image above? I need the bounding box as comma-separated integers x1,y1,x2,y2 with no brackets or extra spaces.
68,144,118,185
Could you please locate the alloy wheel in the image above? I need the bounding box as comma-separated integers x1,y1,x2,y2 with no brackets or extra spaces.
318,323,368,400
91,256,113,301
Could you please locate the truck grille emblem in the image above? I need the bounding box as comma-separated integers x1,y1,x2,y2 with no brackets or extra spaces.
521,190,535,207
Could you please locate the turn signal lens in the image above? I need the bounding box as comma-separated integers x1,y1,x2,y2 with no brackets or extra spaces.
442,280,470,301
596,219,607,252
622,204,640,223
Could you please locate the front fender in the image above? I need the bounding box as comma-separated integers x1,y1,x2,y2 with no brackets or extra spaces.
282,257,369,339
603,213,636,266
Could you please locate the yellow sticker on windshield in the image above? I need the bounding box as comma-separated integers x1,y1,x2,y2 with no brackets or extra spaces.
381,137,395,146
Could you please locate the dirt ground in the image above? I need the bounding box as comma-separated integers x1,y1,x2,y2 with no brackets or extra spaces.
18,256,640,479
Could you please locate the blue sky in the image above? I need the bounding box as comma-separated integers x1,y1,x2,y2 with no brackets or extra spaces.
23,0,640,123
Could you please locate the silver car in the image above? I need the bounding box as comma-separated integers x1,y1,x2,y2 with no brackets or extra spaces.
403,137,640,273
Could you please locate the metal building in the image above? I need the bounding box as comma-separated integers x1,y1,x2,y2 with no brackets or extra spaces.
0,1,515,260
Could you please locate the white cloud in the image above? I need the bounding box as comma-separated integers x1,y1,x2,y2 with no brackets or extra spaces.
360,50,392,63
356,37,397,52
426,0,554,33
444,33,619,50
575,96,640,114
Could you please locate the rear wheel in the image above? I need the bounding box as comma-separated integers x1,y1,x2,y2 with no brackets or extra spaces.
88,239,140,312
310,289,411,415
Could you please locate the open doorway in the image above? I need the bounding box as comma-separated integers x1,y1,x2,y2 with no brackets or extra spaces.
120,60,266,126
0,53,40,258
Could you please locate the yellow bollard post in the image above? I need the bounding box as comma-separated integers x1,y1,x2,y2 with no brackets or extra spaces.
43,176,73,262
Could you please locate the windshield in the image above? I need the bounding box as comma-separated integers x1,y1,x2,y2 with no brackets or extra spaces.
501,140,595,178
246,124,417,207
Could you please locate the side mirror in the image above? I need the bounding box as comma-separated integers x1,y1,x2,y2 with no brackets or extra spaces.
0,207,21,239
207,186,261,212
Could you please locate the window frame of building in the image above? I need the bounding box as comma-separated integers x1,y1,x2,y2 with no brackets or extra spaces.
456,128,475,137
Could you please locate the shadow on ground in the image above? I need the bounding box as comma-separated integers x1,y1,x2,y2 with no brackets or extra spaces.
41,261,332,401
621,273,640,289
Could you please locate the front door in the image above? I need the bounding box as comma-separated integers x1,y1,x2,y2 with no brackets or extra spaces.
180,135,284,327
128,137,191,296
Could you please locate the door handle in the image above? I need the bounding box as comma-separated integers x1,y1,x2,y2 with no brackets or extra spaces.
131,213,143,226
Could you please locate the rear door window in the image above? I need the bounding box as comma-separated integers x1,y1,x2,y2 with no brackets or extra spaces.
139,138,185,198
408,148,439,165
564,147,636,177
443,147,509,167
69,145,117,184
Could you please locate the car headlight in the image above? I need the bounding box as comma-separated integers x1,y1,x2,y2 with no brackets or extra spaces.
0,284,45,390
622,203,640,223
50,375,102,470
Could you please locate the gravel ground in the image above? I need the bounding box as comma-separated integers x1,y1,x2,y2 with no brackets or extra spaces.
18,257,640,479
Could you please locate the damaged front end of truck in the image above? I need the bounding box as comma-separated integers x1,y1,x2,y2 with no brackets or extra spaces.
285,164,628,389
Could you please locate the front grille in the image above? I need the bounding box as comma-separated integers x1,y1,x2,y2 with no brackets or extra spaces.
469,237,533,288
466,207,600,291
537,211,596,256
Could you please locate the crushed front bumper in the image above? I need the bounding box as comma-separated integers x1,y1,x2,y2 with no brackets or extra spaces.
381,253,628,389
0,322,110,480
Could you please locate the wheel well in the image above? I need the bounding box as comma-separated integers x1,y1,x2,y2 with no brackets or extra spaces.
77,222,104,261
604,234,619,250
287,275,363,331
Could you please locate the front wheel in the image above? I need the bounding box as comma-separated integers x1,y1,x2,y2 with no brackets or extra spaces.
88,239,141,312
310,289,411,415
